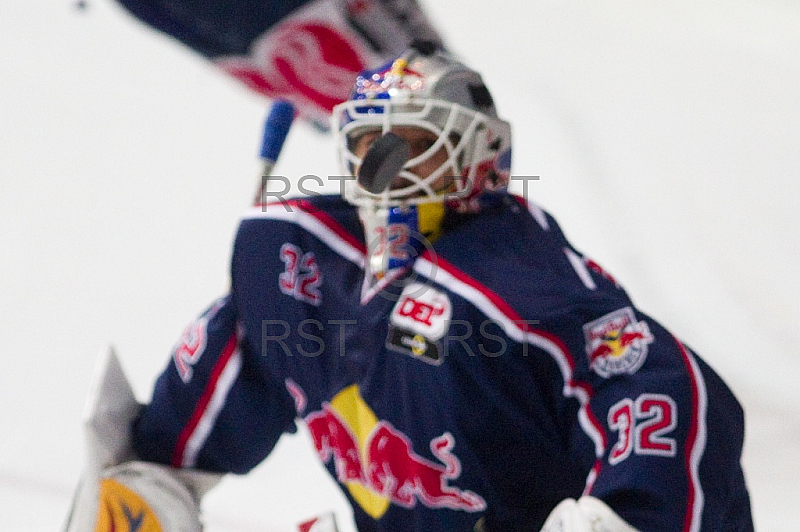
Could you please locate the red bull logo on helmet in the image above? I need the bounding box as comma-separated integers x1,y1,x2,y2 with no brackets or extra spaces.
304,385,486,519
583,307,654,378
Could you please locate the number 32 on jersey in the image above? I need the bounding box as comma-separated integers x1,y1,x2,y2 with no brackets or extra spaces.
279,243,322,306
607,393,677,465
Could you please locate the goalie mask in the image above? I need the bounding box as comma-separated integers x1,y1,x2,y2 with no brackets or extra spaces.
332,46,512,280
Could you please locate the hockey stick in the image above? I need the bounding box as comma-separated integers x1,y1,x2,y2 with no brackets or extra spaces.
253,100,296,206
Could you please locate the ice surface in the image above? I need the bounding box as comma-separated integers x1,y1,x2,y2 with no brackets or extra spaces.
1,1,798,530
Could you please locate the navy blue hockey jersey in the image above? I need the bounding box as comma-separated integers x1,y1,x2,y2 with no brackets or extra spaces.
133,194,753,531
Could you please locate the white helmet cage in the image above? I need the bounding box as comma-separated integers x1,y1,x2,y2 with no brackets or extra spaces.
332,47,512,209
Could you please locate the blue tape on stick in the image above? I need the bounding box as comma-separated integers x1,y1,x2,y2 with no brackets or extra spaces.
260,100,295,162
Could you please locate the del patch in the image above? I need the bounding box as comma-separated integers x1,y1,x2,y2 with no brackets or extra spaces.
386,282,451,365
583,307,653,378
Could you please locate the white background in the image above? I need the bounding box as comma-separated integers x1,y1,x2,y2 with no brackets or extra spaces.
1,0,798,530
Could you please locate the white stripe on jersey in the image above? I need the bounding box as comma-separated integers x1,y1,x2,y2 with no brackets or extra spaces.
181,349,242,468
521,197,550,230
564,247,598,290
413,257,606,458
678,341,708,532
243,204,365,269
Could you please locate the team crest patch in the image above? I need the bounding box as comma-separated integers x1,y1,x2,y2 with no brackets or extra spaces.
583,307,653,378
386,282,451,365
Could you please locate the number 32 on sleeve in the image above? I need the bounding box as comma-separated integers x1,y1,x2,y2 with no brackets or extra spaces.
607,394,677,465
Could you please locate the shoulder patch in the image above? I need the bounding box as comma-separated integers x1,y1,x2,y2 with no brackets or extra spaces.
583,307,653,378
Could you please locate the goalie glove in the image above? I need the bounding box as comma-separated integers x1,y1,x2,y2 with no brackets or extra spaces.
540,496,640,532
64,348,221,532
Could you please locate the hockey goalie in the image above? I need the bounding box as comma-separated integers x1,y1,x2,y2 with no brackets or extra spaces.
65,44,753,532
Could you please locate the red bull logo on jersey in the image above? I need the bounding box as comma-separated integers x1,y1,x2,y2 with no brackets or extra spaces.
304,385,486,519
583,307,653,378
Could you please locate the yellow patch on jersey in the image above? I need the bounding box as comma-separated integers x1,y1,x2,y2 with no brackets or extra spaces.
95,478,163,532
329,385,390,519
417,201,445,243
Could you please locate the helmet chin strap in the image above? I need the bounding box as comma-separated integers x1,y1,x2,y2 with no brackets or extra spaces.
360,204,415,282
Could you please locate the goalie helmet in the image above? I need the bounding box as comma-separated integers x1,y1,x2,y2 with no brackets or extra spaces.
332,45,512,211
332,45,512,283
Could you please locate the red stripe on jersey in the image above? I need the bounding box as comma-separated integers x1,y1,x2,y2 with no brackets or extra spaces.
257,199,366,254
172,333,239,468
420,251,580,369
418,251,606,455
582,459,602,496
303,204,366,254
583,406,606,448
675,339,706,532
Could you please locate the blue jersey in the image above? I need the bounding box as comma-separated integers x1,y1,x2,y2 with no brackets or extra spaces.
133,193,753,531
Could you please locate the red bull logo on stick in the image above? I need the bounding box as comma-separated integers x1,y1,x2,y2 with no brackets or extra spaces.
583,307,653,378
305,385,486,519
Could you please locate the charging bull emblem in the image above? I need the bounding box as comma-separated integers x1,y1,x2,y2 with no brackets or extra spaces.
304,385,486,519
583,307,653,378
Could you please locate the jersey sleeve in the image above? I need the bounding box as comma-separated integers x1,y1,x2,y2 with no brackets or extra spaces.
555,302,751,532
132,295,298,474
